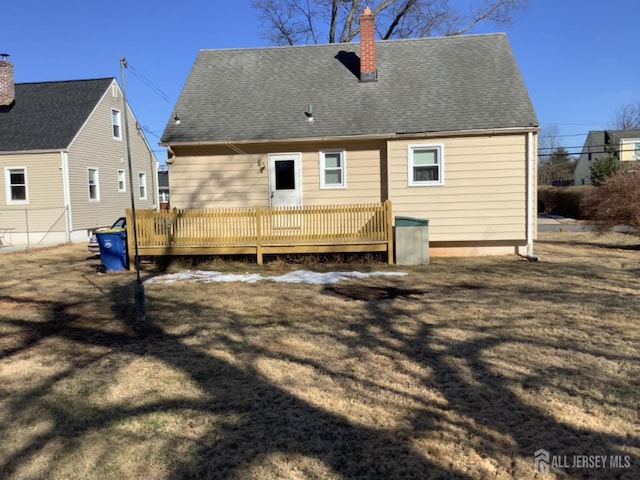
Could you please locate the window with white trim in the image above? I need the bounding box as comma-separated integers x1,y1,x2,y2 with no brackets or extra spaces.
320,150,346,188
111,109,122,140
408,144,444,186
138,172,147,200
88,168,100,201
117,169,126,192
5,167,28,204
634,142,640,159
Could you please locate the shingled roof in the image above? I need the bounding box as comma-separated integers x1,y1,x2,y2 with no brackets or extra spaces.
162,33,537,144
0,78,113,152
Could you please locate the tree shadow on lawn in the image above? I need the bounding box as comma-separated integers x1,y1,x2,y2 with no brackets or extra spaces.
2,254,639,479
0,288,463,480
328,266,639,478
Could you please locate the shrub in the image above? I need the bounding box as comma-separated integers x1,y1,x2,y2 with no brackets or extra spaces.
538,185,596,219
585,169,640,234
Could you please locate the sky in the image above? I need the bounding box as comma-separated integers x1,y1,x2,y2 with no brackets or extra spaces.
3,0,639,163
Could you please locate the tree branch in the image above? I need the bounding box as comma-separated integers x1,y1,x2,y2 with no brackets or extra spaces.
381,0,418,40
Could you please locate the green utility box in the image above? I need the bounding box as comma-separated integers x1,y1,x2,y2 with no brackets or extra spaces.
395,216,429,265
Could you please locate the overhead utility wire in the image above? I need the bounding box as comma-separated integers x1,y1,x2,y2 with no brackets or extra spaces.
126,63,173,105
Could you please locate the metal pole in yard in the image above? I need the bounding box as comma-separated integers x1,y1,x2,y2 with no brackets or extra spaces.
120,57,146,324
24,209,30,249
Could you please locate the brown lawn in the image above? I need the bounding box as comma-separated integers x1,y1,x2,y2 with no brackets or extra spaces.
0,231,639,479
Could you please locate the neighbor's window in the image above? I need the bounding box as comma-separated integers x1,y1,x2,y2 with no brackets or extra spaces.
88,168,100,201
138,172,147,200
320,150,346,188
408,144,444,186
117,169,126,192
111,109,122,140
634,142,640,159
5,167,28,204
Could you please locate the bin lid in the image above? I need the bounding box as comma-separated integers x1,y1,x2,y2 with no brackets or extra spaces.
96,227,126,234
395,216,429,227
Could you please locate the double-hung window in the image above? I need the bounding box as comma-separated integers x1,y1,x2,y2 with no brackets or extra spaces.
117,169,126,192
5,167,28,204
408,144,444,186
112,109,122,140
320,150,346,188
88,168,100,201
138,172,147,200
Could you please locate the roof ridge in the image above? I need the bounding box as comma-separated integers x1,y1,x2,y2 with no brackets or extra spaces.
197,32,508,53
15,77,114,86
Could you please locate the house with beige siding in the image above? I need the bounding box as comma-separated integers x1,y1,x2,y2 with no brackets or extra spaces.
161,8,538,257
0,56,158,248
574,129,640,185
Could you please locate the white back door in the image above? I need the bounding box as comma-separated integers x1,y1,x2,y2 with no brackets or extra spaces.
269,153,302,207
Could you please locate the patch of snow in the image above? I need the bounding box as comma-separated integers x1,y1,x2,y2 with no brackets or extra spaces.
145,270,407,285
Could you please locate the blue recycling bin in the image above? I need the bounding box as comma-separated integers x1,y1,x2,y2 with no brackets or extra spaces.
96,228,128,271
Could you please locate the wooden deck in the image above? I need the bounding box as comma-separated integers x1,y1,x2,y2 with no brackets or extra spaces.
126,201,393,265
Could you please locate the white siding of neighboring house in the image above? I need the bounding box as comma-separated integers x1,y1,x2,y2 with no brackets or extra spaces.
67,80,157,240
573,154,593,186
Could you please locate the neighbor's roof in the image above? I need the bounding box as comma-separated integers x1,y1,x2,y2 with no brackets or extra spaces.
610,129,640,141
162,33,538,144
579,129,640,159
0,78,114,152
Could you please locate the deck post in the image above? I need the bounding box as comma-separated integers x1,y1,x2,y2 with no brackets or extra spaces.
255,206,263,265
385,200,394,265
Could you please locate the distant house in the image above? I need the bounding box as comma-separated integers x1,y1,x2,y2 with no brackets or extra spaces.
158,169,170,209
574,129,640,185
0,55,158,248
161,9,538,257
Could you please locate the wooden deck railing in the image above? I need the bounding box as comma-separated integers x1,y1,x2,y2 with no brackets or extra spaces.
126,201,393,265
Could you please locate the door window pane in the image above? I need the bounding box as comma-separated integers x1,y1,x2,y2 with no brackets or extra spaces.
275,160,295,190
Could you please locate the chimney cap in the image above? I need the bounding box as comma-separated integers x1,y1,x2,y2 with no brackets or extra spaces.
0,53,10,61
362,7,372,15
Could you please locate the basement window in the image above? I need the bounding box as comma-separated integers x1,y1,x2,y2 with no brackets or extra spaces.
320,150,346,188
408,144,444,186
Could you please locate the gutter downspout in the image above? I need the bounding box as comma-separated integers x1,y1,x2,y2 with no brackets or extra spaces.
61,151,72,242
525,131,538,261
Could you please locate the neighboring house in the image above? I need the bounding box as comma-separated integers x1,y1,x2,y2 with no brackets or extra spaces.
574,129,640,185
161,9,538,257
158,169,170,210
0,55,158,248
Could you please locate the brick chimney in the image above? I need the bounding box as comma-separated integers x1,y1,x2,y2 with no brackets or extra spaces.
359,7,377,82
0,54,15,106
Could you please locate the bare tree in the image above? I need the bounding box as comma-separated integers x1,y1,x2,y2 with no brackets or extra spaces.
612,101,640,130
537,124,560,185
251,0,528,45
